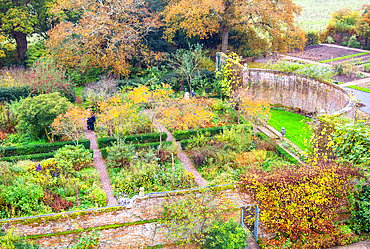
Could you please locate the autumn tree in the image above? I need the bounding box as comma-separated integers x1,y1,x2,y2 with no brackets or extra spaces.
0,0,56,62
357,5,370,46
51,107,90,145
47,0,162,76
235,89,270,126
97,97,149,144
161,0,306,54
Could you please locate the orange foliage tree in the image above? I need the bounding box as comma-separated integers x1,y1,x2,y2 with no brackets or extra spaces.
47,0,162,75
161,0,306,54
157,97,216,131
357,5,370,46
51,107,90,145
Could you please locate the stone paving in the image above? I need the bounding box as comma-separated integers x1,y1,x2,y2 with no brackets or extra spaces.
84,130,118,206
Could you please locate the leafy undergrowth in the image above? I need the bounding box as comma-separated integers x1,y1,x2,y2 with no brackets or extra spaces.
268,109,311,150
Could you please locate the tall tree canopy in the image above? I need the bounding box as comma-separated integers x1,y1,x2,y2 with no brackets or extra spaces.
0,0,55,62
47,0,162,75
357,5,370,45
161,0,306,54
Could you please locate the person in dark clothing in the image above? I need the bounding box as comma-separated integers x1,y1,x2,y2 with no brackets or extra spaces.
87,111,96,131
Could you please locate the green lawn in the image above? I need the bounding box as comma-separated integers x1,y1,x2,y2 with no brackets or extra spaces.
293,0,369,31
268,109,311,150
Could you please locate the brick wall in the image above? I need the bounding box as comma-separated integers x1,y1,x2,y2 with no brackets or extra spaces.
0,187,249,248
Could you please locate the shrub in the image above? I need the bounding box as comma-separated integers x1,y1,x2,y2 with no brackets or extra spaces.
174,126,233,141
306,31,320,46
17,92,71,139
2,177,46,216
0,86,31,102
348,35,360,48
350,185,370,233
204,219,248,249
27,59,75,102
82,74,119,106
97,132,166,149
342,41,348,46
0,228,42,249
72,231,100,249
329,123,370,165
2,139,90,157
240,161,363,248
106,141,135,168
1,152,55,162
326,36,335,44
54,145,93,171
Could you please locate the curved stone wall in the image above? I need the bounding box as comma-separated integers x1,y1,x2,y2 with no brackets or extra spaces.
216,53,356,118
242,69,356,117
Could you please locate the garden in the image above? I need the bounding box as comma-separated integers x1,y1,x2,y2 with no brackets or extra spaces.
0,0,369,247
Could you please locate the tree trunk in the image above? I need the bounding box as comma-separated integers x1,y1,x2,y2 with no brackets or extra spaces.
221,25,229,54
12,31,27,63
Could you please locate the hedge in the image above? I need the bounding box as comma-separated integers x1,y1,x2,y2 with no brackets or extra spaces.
2,152,55,162
0,86,31,102
0,86,76,103
100,141,172,159
2,149,94,162
173,124,252,141
97,132,167,149
3,139,90,157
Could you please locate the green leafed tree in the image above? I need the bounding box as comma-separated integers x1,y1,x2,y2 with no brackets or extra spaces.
0,0,56,63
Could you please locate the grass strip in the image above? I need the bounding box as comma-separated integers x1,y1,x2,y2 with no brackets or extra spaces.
268,109,311,150
319,52,369,63
346,85,370,93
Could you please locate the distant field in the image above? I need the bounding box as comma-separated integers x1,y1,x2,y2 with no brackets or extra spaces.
294,0,368,31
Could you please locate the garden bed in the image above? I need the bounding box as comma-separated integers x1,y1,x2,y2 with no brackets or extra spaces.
288,44,364,62
182,125,293,185
104,142,196,197
0,145,107,219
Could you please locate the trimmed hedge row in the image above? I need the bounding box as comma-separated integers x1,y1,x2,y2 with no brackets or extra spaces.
174,124,252,141
2,152,55,162
3,139,90,157
0,86,76,103
100,141,172,159
97,132,167,149
0,86,30,102
2,149,94,162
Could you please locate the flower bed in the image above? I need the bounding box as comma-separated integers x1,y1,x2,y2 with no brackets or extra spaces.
0,145,107,219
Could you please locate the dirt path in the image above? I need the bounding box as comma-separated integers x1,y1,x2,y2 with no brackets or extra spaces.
85,130,118,206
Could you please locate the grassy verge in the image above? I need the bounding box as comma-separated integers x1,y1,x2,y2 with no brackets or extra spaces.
268,109,311,150
319,52,370,63
346,85,370,93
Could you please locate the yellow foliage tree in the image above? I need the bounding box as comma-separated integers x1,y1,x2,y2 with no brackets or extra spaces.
161,0,306,54
236,89,270,126
51,107,90,145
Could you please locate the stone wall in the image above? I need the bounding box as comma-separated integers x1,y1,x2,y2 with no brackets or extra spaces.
216,53,356,118
0,187,248,248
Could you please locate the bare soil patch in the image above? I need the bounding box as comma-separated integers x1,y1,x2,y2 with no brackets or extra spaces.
288,44,362,62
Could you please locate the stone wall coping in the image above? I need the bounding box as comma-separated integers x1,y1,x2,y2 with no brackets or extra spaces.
0,184,237,224
215,52,357,117
244,67,357,117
